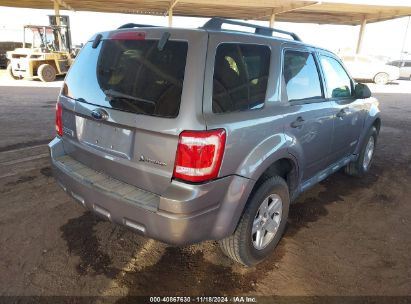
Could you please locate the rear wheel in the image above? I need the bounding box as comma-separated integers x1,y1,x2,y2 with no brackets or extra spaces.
219,176,289,266
373,72,389,85
7,64,19,80
38,64,56,82
345,126,378,177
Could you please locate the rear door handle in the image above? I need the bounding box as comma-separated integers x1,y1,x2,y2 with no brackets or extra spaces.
336,108,348,118
290,116,305,128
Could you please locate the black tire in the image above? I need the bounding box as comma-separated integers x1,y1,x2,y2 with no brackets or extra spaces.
7,64,19,80
219,176,290,266
373,72,389,85
38,64,56,82
345,126,378,177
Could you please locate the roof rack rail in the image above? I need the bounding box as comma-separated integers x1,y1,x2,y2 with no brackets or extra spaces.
201,17,301,42
117,23,158,29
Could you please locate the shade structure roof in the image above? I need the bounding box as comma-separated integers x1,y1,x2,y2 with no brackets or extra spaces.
1,0,411,25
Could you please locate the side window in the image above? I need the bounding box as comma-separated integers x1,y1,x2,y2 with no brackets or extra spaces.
283,50,323,102
404,61,411,67
320,56,352,98
212,43,271,113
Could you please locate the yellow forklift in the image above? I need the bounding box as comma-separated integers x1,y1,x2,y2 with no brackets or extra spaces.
6,15,75,82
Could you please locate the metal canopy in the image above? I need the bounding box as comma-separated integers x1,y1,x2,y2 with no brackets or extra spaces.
1,0,411,26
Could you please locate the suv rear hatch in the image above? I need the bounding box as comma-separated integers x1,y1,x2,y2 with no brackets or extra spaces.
58,28,208,195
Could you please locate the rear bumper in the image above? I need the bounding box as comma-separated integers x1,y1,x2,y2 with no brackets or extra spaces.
49,137,254,245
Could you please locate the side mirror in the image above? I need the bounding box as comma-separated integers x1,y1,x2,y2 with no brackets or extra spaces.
354,83,371,99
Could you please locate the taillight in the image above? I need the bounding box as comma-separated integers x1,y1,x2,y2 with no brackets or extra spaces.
173,129,226,183
55,102,63,137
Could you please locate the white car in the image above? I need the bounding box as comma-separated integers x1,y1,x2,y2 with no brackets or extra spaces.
340,55,400,85
387,60,411,80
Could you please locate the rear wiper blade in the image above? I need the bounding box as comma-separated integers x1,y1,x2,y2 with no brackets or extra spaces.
104,89,155,105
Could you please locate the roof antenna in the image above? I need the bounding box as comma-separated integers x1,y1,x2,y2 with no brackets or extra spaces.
157,32,171,51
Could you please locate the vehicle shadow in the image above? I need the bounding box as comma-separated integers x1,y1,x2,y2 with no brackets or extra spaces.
60,212,286,297
58,165,383,299
286,165,381,237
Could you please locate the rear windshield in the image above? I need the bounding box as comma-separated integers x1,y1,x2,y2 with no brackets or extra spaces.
63,38,188,118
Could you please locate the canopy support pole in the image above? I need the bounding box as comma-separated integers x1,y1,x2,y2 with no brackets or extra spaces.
167,0,180,27
53,1,63,50
269,13,276,28
356,18,367,54
168,8,173,27
53,0,60,19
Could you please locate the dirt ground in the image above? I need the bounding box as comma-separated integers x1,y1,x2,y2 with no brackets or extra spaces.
0,70,410,300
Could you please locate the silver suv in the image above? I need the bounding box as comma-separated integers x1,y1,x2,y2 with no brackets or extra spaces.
49,18,380,266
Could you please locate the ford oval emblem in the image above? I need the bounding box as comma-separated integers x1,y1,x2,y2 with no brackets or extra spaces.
91,108,109,121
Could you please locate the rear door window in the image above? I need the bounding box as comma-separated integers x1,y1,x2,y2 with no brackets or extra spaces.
212,43,271,113
283,50,323,102
64,38,188,118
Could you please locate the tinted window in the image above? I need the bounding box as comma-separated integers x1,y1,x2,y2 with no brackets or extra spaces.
212,43,270,113
404,61,411,67
388,60,401,67
283,50,323,102
320,56,352,98
64,39,188,118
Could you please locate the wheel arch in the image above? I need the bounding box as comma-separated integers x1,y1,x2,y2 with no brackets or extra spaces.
250,157,299,200
373,71,389,84
234,132,301,201
373,117,381,134
354,107,381,155
215,155,299,244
